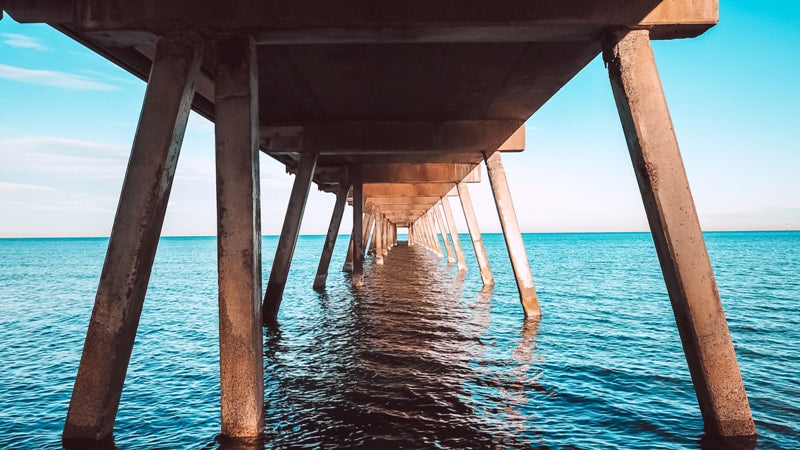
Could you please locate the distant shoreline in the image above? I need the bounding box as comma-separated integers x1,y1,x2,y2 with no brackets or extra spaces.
1,229,796,240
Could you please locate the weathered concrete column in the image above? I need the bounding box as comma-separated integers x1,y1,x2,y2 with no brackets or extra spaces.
604,29,754,437
213,35,264,439
342,225,355,272
314,184,349,289
62,33,203,444
365,213,376,256
375,211,384,265
408,223,415,246
417,219,427,250
484,151,540,318
433,204,456,263
382,218,390,255
343,211,371,272
457,182,494,286
427,210,443,257
263,153,317,322
423,217,433,251
352,184,364,287
441,196,467,270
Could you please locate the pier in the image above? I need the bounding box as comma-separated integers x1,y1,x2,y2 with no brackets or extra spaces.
0,0,756,444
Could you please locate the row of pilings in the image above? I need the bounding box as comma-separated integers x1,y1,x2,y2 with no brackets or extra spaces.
37,26,755,448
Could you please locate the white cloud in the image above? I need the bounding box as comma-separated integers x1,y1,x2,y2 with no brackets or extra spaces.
0,63,119,91
0,135,129,178
0,182,55,192
2,33,47,50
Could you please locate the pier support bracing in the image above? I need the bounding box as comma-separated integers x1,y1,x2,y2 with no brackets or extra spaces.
484,151,541,318
434,204,456,263
457,182,494,286
63,32,204,443
441,196,467,270
314,184,349,289
263,153,318,322
343,212,371,272
604,29,755,437
213,35,264,438
352,184,365,287
428,210,443,257
375,211,384,265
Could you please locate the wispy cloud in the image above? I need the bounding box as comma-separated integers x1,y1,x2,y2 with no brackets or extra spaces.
0,135,129,178
2,33,47,50
0,63,119,91
0,182,55,192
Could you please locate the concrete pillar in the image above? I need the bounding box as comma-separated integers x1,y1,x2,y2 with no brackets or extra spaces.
213,35,264,439
457,182,494,286
375,211,384,265
382,218,389,255
352,184,364,287
433,204,456,263
408,223,414,246
417,219,427,250
484,151,540,318
365,213,376,256
441,196,467,270
262,153,317,322
314,184,349,290
604,29,754,437
343,211,371,272
423,217,433,251
63,33,204,443
427,210,443,257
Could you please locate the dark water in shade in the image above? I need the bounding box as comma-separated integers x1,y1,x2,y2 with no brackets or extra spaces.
0,232,798,449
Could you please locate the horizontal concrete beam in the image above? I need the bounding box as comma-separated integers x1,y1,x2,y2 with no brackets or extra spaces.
4,0,718,41
313,163,480,184
363,183,455,198
366,196,443,205
260,121,522,155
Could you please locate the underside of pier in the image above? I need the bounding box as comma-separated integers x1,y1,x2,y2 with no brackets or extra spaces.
0,0,756,444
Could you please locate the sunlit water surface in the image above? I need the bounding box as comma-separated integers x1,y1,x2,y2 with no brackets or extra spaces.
0,232,798,448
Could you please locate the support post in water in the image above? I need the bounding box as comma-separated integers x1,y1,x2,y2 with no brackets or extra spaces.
604,28,755,437
343,211,371,272
63,32,204,444
352,183,365,287
314,184,349,289
263,152,317,322
364,213,376,256
213,35,264,439
484,151,540,318
375,210,384,265
383,218,390,255
457,182,494,286
427,210,443,257
433,203,456,263
441,196,467,270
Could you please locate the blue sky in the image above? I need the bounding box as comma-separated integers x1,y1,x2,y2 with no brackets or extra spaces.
0,2,798,237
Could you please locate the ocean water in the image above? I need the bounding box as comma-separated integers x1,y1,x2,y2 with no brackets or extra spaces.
0,231,798,449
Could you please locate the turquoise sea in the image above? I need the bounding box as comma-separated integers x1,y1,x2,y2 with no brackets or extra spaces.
0,231,798,449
